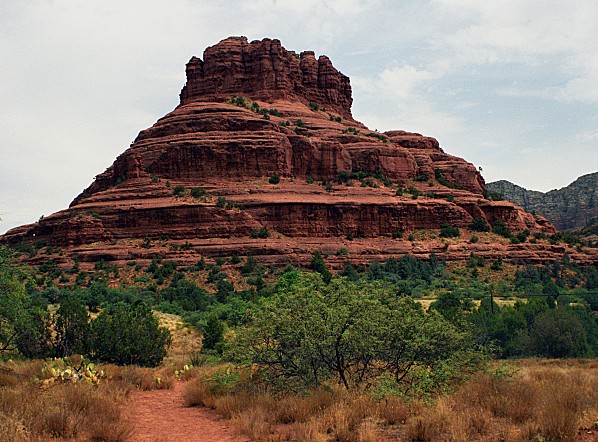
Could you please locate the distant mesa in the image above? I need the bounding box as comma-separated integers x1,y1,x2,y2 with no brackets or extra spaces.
2,37,595,267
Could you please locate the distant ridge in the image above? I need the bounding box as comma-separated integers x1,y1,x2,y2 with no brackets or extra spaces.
487,172,598,231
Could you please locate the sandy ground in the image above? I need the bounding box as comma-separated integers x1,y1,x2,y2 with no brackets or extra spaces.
129,381,247,442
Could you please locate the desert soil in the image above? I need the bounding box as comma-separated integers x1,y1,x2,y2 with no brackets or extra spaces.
129,380,247,442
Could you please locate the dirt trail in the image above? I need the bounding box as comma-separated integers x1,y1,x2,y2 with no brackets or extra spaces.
128,381,247,442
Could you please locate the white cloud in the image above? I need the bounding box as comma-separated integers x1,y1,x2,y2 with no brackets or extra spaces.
428,0,598,102
577,129,598,141
379,65,440,99
353,67,463,139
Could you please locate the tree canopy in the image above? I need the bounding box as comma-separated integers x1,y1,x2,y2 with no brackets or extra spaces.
231,271,486,393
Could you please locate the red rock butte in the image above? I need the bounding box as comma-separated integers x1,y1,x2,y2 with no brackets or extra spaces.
2,37,596,267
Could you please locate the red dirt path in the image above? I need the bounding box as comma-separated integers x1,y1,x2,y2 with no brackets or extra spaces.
129,381,247,442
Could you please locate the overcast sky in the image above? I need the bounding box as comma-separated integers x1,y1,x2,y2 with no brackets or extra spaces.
1,0,597,233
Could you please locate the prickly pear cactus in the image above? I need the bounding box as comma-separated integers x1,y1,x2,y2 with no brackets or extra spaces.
39,358,105,388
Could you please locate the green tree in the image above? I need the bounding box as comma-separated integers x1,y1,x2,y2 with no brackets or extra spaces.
0,246,54,357
310,251,331,284
54,297,90,357
520,307,589,358
440,223,460,238
90,302,171,367
492,220,512,238
0,247,28,353
202,313,225,354
15,306,53,358
429,291,473,323
233,271,485,392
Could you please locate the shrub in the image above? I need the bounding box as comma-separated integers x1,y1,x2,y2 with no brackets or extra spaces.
336,248,349,256
310,251,331,284
216,197,227,208
491,257,503,271
440,223,460,238
309,102,319,111
515,229,530,243
407,186,420,197
268,175,280,185
230,96,249,108
365,132,387,142
190,187,207,198
342,127,362,135
202,314,225,354
173,185,186,197
470,217,490,232
241,255,257,275
492,220,512,238
89,303,171,367
435,169,450,187
250,226,270,239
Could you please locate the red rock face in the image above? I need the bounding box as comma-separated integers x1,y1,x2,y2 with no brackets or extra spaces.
180,37,353,119
4,37,593,267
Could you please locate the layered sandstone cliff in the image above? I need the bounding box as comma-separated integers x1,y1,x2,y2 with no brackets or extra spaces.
4,37,595,267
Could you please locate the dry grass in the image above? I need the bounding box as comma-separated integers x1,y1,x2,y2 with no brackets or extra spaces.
184,377,216,407
106,364,174,392
402,358,598,442
0,362,132,442
180,359,598,442
0,358,183,442
155,310,203,366
230,407,275,441
6,357,595,441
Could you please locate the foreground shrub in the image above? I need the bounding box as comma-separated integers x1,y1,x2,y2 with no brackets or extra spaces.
230,271,486,393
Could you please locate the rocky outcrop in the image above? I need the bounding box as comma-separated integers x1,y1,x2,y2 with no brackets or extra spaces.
487,172,598,231
180,37,353,118
4,37,593,267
